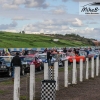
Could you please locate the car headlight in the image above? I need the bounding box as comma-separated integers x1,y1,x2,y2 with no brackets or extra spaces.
0,66,6,68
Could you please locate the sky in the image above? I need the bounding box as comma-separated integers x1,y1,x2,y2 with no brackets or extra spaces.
0,0,100,40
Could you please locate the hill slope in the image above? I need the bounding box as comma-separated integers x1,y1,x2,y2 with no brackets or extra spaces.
0,31,94,48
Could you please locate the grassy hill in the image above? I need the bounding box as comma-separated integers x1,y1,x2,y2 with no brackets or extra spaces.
0,31,95,48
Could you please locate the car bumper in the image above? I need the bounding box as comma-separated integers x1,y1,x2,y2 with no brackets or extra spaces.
0,69,8,73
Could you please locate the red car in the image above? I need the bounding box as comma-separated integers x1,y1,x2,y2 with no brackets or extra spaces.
22,55,42,73
66,52,86,64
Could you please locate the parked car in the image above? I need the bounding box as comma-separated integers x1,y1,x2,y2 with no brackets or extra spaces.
0,56,13,76
79,50,87,57
22,55,42,73
66,52,86,64
51,52,66,66
38,53,47,69
88,51,99,60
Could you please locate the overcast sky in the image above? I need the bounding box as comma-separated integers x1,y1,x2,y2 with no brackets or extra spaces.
0,0,100,40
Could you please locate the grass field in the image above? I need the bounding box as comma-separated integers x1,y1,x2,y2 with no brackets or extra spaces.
0,31,94,48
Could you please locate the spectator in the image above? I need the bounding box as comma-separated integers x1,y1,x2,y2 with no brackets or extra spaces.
2,49,5,56
47,50,52,66
22,50,25,55
63,47,67,53
24,50,28,55
6,52,11,56
0,51,1,56
8,48,10,53
73,48,77,54
85,48,89,57
11,52,22,81
44,48,48,52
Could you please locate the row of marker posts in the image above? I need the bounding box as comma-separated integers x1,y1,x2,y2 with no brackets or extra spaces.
13,56,100,100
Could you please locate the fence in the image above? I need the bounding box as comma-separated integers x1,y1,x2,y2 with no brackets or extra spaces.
13,56,100,100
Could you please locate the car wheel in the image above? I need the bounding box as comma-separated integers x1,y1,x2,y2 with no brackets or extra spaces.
76,62,79,64
61,61,64,67
37,66,42,71
41,63,44,70
21,68,25,75
68,61,71,65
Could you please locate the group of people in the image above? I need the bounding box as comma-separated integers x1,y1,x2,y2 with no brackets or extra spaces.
0,48,10,56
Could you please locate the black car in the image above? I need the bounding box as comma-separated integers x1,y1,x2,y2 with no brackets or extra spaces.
0,56,25,76
0,56,13,76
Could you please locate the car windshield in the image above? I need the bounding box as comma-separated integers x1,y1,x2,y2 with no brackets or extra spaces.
24,57,34,61
39,55,47,59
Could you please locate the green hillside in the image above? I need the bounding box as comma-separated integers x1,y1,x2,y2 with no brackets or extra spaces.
0,31,94,48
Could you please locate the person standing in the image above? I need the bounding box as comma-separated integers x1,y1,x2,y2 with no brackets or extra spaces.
11,52,22,80
47,49,52,66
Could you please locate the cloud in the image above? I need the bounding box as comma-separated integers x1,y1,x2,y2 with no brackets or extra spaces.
25,0,49,9
87,21,98,24
22,18,100,40
70,27,100,40
52,8,66,14
0,21,17,30
23,18,84,34
3,29,18,33
1,0,18,9
1,0,49,9
2,4,18,9
62,0,68,2
73,0,99,2
71,18,83,27
13,0,26,5
23,20,65,34
12,16,30,20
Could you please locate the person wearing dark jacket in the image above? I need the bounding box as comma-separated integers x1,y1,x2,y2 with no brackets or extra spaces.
47,50,52,66
11,52,22,79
